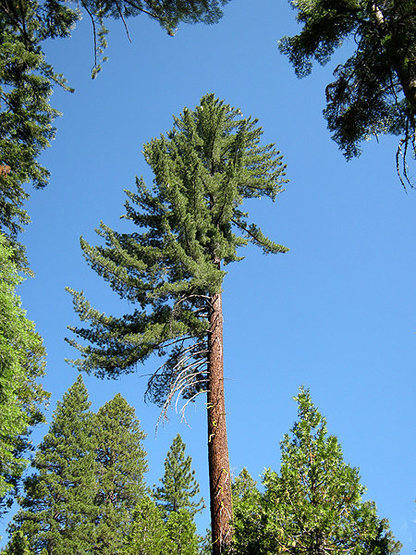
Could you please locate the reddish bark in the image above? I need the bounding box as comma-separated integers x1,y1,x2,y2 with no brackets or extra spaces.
207,291,233,554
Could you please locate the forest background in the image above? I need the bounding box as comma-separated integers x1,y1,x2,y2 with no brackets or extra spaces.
1,0,415,550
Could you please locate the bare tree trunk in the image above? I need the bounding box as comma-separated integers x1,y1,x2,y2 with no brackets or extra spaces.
207,291,233,554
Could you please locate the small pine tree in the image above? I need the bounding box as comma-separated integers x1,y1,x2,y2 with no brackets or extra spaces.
93,393,148,553
232,388,402,554
231,468,261,554
122,496,167,555
154,434,204,520
165,509,199,555
8,376,97,554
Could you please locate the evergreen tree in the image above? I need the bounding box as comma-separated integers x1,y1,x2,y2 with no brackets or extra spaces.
8,376,97,554
93,393,148,553
0,234,49,515
232,388,402,554
123,498,199,555
280,0,416,186
154,434,204,520
231,468,261,554
66,93,288,552
165,509,199,555
122,496,167,555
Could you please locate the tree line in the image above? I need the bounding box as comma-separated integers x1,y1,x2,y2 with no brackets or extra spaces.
1,376,401,553
3,376,204,554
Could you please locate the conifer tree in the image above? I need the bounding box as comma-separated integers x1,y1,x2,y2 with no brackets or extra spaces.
93,393,148,553
154,434,204,520
165,509,199,555
123,499,199,555
122,496,167,555
0,234,49,514
8,376,97,554
2,530,32,555
67,93,288,552
232,388,402,554
0,1,73,265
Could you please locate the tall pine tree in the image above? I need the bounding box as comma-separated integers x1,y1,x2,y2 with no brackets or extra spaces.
66,93,288,552
93,393,147,553
8,376,97,554
232,388,402,554
154,434,203,520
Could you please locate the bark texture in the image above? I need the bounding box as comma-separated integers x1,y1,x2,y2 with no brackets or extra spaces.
207,292,233,554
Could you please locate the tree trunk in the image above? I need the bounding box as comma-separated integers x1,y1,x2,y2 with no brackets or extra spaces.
207,291,233,554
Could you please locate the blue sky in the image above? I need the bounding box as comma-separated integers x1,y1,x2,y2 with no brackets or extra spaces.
2,0,416,550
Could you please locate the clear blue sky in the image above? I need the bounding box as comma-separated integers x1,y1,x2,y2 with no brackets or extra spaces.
2,0,416,550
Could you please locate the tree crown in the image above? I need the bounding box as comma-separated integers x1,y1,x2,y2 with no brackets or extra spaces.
153,434,204,519
232,387,402,554
66,94,287,408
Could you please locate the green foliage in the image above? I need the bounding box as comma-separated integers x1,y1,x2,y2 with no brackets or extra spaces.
232,388,402,554
0,1,228,260
122,496,167,555
165,509,199,554
230,468,262,554
67,94,287,409
1,530,32,554
154,434,204,519
123,498,199,555
125,434,201,554
6,383,151,553
0,234,49,513
0,1,74,263
93,393,148,553
81,0,229,62
9,376,98,554
280,0,416,183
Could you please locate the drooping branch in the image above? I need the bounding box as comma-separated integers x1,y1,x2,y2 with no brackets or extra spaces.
396,120,416,190
145,337,209,425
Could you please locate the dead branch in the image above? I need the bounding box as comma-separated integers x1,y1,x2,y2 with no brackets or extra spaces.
179,388,209,423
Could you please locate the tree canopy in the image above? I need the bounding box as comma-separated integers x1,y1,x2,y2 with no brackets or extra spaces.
6,381,150,553
66,92,287,401
280,0,416,186
0,1,69,263
123,498,200,555
93,394,148,553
